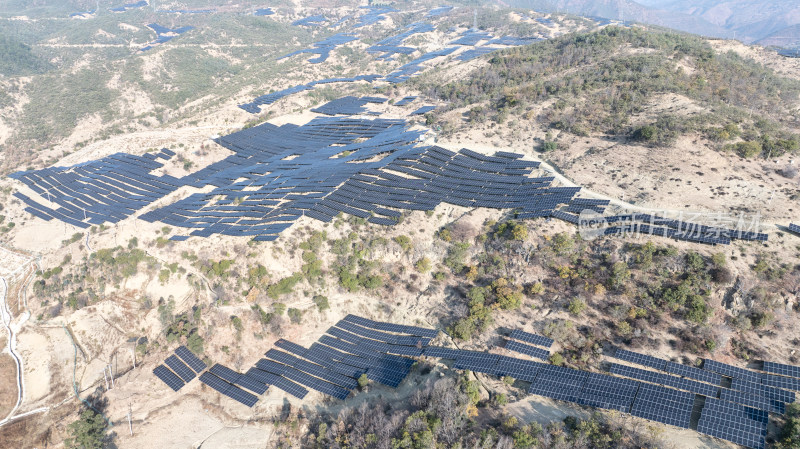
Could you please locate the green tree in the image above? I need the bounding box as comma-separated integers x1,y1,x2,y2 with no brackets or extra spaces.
65,409,107,449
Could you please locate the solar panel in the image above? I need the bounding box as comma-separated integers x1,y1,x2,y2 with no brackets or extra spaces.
630,383,694,428
613,349,667,370
720,388,785,414
666,361,722,385
504,340,550,360
153,364,185,391
199,372,258,407
703,359,762,383
761,372,800,391
175,345,207,373
730,377,795,403
697,398,767,449
256,358,350,400
508,329,553,348
528,365,588,402
246,368,308,399
577,372,639,412
164,355,196,382
763,361,800,379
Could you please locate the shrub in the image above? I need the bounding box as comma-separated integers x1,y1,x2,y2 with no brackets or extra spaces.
415,257,432,273
394,235,412,252
567,297,586,316
288,308,303,324
632,125,658,142
312,295,329,311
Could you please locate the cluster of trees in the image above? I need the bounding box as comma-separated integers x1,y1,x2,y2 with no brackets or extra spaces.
304,374,663,449
419,26,800,157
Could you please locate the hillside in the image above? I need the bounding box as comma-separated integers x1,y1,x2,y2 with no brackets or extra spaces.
505,0,800,47
1,3,800,449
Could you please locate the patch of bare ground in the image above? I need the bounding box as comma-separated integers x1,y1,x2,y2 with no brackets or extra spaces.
0,349,15,420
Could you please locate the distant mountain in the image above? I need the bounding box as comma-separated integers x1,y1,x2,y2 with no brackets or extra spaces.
504,0,800,47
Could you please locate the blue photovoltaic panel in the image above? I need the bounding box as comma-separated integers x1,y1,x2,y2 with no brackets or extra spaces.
613,348,667,371
335,319,430,346
577,372,639,413
423,346,461,359
720,388,785,414
508,329,553,348
199,372,258,407
761,373,800,391
730,377,795,404
504,340,549,360
175,345,207,373
630,383,694,429
208,364,268,395
697,398,767,449
666,361,722,385
528,365,587,403
153,364,185,391
342,314,438,338
265,349,359,389
703,359,762,383
763,361,800,379
610,363,719,397
493,355,541,382
164,355,196,382
256,358,350,400
246,368,308,399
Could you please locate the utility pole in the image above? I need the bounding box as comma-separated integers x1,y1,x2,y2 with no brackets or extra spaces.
128,404,133,436
109,363,115,388
131,347,136,369
103,367,109,390
473,9,477,29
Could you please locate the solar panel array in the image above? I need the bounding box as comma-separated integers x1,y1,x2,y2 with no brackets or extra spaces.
528,364,587,402
280,33,358,64
508,329,553,348
410,105,436,115
613,348,667,370
199,372,259,407
153,365,185,392
175,345,207,373
666,361,722,385
577,372,639,412
610,363,719,397
426,6,453,17
450,29,494,46
763,361,800,379
761,372,800,391
165,355,196,382
630,383,694,428
15,115,601,240
504,340,549,360
141,23,194,51
216,315,439,401
291,14,327,26
394,96,417,106
311,96,386,116
697,398,767,449
455,47,501,62
788,223,800,235
238,75,380,113
354,6,397,28
367,22,434,60
580,213,769,246
153,346,206,391
704,359,762,383
254,8,274,16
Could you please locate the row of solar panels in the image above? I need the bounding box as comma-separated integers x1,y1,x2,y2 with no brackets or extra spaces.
435,346,775,449
154,315,439,406
152,345,208,392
